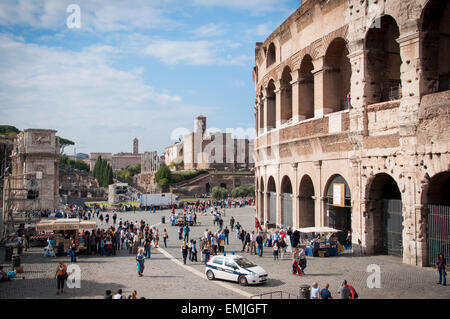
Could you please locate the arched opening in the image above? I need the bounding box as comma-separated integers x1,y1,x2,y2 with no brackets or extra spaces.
365,15,402,103
425,171,450,266
298,55,315,120
267,176,277,225
220,182,227,189
298,175,315,227
367,173,403,256
281,176,293,227
205,182,211,194
421,0,450,93
323,38,351,114
324,174,351,244
266,43,276,67
280,66,293,124
259,177,265,223
266,80,276,130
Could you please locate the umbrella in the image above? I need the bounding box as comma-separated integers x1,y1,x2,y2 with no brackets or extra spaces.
295,226,342,233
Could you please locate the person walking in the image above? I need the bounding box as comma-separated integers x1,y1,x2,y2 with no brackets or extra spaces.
55,260,68,295
184,225,190,242
163,229,168,248
136,248,145,277
299,248,307,274
224,227,229,245
181,241,188,264
191,240,198,262
144,236,151,259
436,253,447,286
273,242,279,260
292,248,303,276
256,232,264,257
203,242,211,265
230,216,235,230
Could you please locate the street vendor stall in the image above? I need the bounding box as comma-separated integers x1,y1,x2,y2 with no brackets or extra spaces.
36,219,96,255
296,226,343,257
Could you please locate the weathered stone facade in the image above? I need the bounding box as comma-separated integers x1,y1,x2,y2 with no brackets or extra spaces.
59,169,106,200
141,151,162,173
253,0,450,267
7,129,60,211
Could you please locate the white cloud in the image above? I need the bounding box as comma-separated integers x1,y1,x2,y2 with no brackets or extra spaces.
143,39,250,65
191,0,294,15
246,21,277,39
190,23,226,38
0,0,178,32
0,34,211,153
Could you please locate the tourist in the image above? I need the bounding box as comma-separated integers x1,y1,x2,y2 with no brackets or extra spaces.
320,283,332,299
347,281,359,299
299,248,307,274
136,248,145,277
338,280,351,299
292,248,303,276
55,260,68,295
184,225,190,242
436,253,447,286
256,232,264,257
181,241,188,264
311,282,321,299
203,241,211,265
224,226,229,245
113,289,125,299
163,229,168,248
154,227,160,248
250,231,257,255
104,290,113,299
273,241,279,260
128,290,138,299
191,240,198,262
144,236,151,259
230,216,235,230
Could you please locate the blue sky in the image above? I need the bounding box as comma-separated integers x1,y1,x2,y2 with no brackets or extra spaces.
0,0,298,155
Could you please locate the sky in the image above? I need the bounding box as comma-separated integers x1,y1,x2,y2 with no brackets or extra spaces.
0,0,298,155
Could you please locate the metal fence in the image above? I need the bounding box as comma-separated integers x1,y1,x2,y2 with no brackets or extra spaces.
269,192,277,223
427,204,450,267
250,291,299,299
383,199,403,257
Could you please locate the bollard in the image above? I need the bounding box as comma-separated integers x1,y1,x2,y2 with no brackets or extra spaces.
161,216,165,224
5,247,14,262
299,284,311,299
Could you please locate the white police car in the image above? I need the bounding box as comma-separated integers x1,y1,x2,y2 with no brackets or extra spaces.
205,254,268,286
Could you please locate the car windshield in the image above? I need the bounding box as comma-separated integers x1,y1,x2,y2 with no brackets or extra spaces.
234,258,256,268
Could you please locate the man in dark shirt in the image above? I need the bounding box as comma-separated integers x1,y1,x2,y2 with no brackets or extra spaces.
256,232,264,257
338,280,351,299
320,283,332,299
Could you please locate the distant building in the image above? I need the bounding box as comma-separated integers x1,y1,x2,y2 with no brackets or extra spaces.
89,139,142,171
165,115,254,171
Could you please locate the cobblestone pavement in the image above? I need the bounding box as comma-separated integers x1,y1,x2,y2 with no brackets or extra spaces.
1,207,449,299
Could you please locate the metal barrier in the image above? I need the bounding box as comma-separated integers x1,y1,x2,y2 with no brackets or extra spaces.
250,291,299,299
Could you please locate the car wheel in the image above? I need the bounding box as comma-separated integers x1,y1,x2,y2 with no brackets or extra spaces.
206,270,215,280
238,275,248,286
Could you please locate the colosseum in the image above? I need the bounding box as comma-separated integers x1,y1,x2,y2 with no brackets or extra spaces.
253,0,449,267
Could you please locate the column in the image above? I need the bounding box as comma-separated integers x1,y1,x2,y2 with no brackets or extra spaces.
291,163,299,228
312,57,325,118
274,80,282,128
290,69,300,123
313,160,322,226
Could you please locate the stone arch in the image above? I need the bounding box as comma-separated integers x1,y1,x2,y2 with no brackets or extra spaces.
420,0,450,94
298,174,315,228
267,176,277,224
366,173,403,256
324,174,352,244
298,54,315,120
365,15,402,104
280,66,293,124
266,79,277,130
422,171,450,266
258,87,264,134
280,175,293,227
267,42,276,68
323,37,351,114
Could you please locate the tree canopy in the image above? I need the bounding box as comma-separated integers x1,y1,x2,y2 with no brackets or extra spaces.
92,156,113,188
211,186,228,200
56,136,75,154
59,154,89,172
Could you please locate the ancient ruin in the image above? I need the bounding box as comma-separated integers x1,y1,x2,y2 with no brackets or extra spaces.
253,0,450,267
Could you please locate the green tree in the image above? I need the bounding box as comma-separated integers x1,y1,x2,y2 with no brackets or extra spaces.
155,164,171,184
212,186,228,200
56,136,75,154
